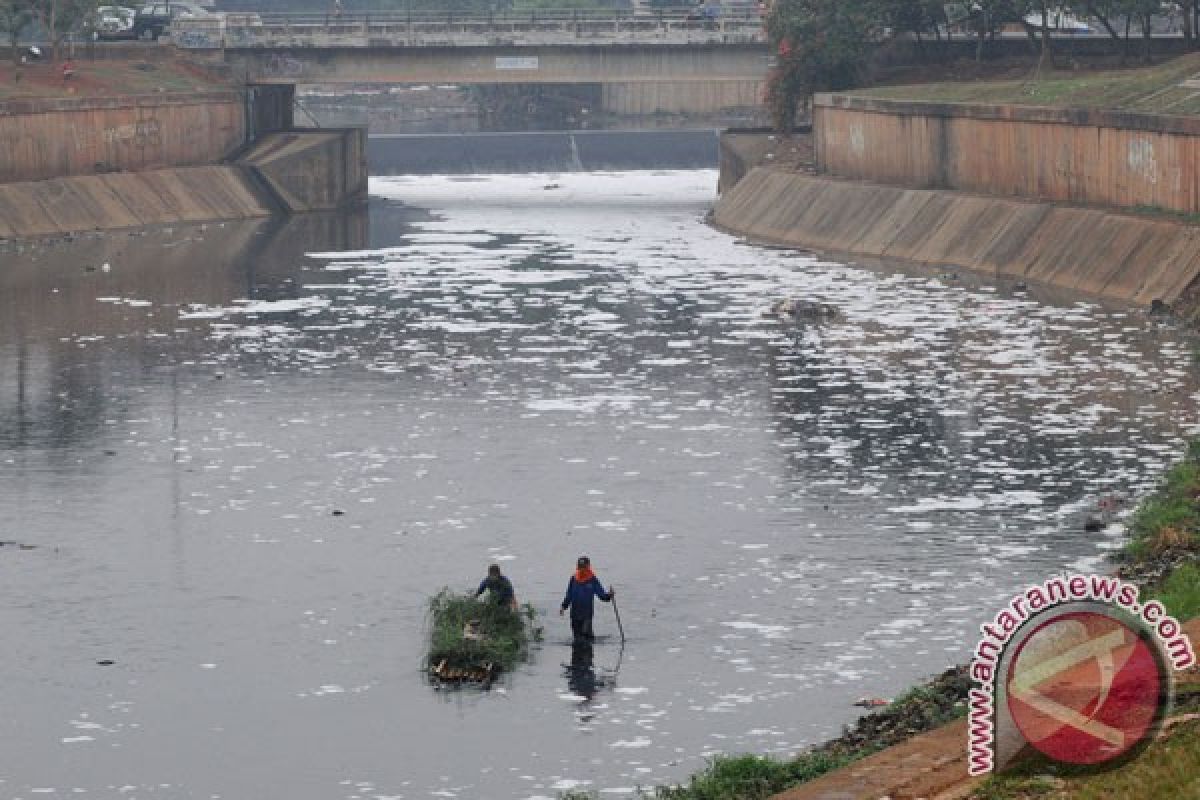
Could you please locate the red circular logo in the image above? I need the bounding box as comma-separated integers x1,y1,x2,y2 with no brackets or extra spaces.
1005,611,1166,766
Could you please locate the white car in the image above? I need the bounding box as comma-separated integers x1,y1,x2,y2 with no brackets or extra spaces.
96,5,136,39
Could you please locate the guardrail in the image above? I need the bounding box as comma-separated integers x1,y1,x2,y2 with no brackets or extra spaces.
171,8,769,49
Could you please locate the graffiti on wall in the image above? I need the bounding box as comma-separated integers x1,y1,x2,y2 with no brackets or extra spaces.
68,118,164,152
263,54,306,78
848,121,865,157
1127,137,1159,185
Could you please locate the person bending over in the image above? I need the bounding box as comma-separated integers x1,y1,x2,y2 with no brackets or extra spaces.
475,564,517,610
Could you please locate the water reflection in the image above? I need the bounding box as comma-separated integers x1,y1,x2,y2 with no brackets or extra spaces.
0,211,367,456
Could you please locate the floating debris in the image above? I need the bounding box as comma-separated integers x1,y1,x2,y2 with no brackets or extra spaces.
853,697,890,708
764,298,839,321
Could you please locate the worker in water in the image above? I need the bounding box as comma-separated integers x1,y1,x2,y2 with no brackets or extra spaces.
474,564,517,610
559,556,614,642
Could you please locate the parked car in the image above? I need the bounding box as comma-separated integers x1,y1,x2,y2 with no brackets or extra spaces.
132,2,214,41
96,6,137,40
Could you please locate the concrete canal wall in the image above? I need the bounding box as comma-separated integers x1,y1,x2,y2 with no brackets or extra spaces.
0,83,363,239
600,79,763,116
0,129,367,239
0,167,273,238
369,129,718,174
712,167,1200,316
240,129,368,212
0,92,247,184
814,94,1200,215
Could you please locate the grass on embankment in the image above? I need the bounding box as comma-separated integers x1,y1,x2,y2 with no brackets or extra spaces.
855,52,1200,115
968,440,1200,800
556,668,971,799
969,716,1200,800
1118,437,1200,622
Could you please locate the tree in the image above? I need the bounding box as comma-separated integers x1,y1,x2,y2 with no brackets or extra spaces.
878,0,946,46
765,0,885,131
0,0,33,66
31,0,95,63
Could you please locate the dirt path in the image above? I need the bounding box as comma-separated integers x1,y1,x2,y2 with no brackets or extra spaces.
0,56,228,101
772,618,1200,800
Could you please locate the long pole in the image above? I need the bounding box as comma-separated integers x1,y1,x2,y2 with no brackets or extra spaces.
612,595,626,645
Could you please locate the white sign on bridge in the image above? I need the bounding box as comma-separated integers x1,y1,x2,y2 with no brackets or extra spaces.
495,56,539,71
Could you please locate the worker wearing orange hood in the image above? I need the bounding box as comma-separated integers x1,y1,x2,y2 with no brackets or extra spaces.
559,556,614,643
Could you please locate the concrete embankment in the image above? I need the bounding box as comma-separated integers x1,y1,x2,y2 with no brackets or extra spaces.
369,129,718,175
0,80,368,240
0,167,273,238
713,167,1200,316
1,91,250,184
0,129,366,239
240,129,368,212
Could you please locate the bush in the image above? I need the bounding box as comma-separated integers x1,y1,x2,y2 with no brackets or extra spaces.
1151,563,1200,621
653,752,851,800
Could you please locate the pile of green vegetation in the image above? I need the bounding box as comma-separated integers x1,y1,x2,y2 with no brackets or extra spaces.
426,589,538,674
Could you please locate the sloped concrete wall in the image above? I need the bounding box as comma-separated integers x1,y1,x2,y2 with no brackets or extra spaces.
713,168,1200,312
718,129,780,193
0,167,274,239
0,93,247,184
239,129,367,212
814,94,1200,214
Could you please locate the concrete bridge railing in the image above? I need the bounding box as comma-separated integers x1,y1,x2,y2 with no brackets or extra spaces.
172,8,768,50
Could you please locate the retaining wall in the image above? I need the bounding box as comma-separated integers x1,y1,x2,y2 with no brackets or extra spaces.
0,167,275,239
240,129,368,212
369,129,718,175
0,131,367,240
0,92,247,184
718,129,785,193
814,94,1200,214
601,79,763,115
713,168,1200,313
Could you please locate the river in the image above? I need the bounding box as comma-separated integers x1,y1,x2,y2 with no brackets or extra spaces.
1,170,1198,799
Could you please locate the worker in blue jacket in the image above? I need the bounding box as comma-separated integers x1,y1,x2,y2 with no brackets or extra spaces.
559,556,614,642
475,564,517,610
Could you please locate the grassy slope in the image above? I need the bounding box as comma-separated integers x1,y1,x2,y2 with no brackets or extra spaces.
855,52,1200,115
971,716,1200,800
1120,438,1200,621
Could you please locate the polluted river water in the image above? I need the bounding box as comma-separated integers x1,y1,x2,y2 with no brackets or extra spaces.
1,170,1199,799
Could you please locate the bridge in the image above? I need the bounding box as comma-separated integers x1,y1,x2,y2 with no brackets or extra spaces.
175,9,771,113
